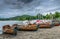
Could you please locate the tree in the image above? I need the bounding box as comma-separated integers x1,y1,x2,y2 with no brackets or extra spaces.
54,12,60,18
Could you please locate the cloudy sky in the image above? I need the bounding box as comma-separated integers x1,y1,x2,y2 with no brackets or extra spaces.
0,0,60,18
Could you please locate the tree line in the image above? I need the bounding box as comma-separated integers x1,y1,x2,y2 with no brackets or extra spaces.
0,11,60,21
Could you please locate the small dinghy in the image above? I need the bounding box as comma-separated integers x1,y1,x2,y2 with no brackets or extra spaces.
52,20,60,26
36,20,54,28
3,25,17,36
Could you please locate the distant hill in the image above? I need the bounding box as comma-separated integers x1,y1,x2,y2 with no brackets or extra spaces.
0,15,38,20
0,12,60,20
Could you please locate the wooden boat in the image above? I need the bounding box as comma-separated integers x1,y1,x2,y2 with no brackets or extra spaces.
39,22,53,28
52,20,60,26
12,24,18,29
17,24,38,31
3,25,17,35
54,22,60,26
39,24,52,28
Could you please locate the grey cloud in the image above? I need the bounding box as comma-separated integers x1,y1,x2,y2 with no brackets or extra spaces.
0,0,60,18
18,0,33,3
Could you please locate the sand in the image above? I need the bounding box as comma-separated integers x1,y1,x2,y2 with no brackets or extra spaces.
0,26,60,39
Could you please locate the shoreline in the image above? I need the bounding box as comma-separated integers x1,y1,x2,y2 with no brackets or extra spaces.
0,26,60,39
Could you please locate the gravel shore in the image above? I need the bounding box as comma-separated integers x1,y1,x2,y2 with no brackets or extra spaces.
0,26,60,39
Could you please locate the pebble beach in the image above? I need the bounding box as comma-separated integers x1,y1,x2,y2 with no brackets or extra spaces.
0,26,60,39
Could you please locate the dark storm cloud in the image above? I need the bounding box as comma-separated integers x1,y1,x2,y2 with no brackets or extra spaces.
17,0,33,3
0,0,60,18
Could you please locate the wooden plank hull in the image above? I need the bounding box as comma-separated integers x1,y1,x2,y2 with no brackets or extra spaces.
39,24,53,28
3,25,17,35
39,25,51,28
54,22,60,26
17,24,38,31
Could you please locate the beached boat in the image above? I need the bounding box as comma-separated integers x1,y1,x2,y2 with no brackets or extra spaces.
36,20,53,28
16,24,38,31
3,25,17,35
39,22,53,28
52,20,60,26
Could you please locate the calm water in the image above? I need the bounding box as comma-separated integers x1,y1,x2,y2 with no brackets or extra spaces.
0,21,23,27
